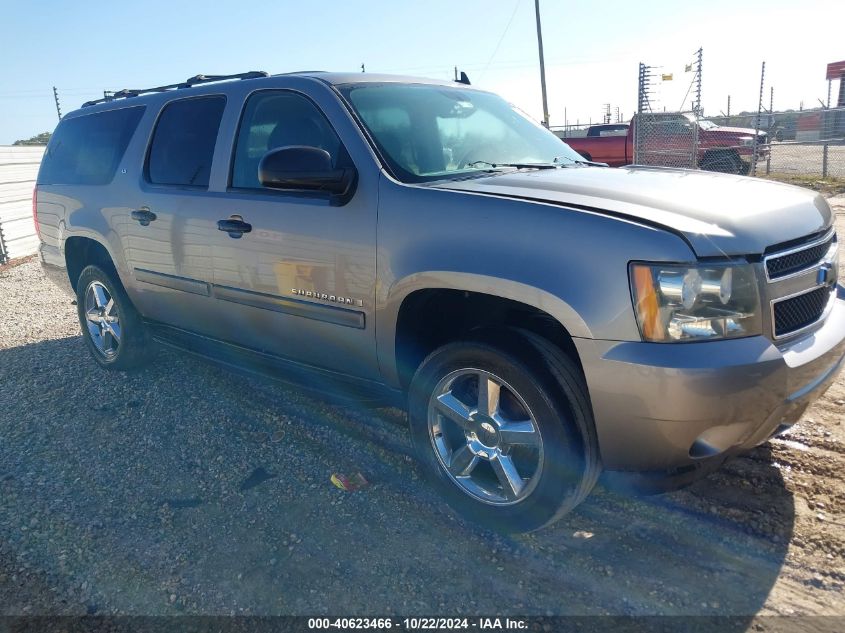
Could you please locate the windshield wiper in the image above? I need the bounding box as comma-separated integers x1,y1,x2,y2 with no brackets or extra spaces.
466,160,558,170
553,155,609,168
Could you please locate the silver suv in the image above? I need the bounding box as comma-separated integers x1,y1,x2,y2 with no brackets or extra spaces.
36,71,844,532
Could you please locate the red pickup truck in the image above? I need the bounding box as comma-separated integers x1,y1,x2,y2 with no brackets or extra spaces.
556,113,768,174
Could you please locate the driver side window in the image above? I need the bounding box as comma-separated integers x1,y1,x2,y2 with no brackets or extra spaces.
231,91,343,189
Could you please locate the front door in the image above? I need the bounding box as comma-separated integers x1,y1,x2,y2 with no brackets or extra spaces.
204,89,379,381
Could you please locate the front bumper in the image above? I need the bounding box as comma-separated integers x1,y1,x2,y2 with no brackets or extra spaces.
575,287,845,473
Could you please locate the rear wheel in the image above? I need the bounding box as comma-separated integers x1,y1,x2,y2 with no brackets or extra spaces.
408,332,600,532
76,264,153,370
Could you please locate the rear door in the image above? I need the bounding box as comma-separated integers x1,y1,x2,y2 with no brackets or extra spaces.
123,95,226,334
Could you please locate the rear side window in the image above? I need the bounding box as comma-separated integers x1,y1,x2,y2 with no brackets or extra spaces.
38,106,144,185
146,96,226,188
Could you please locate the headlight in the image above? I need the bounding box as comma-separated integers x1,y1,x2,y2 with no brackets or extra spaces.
740,136,755,147
629,262,762,342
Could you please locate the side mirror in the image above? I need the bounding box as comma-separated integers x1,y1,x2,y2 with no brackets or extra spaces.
258,146,355,197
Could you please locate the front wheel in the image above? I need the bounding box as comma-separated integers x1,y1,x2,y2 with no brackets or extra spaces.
76,264,153,370
700,150,743,174
408,333,600,532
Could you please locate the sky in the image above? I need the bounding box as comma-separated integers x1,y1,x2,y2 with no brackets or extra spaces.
1,0,842,144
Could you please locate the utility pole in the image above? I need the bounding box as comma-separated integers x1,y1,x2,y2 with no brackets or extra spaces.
52,86,62,120
534,0,550,127
727,95,731,118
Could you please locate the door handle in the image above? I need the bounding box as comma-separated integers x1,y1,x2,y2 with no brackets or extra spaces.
217,216,252,239
131,208,157,226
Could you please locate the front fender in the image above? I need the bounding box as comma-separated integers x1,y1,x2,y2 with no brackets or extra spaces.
376,271,592,387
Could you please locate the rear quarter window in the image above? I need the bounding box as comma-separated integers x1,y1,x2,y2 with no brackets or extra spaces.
37,106,145,185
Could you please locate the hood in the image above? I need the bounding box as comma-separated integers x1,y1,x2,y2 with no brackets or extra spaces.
433,166,832,257
707,125,763,137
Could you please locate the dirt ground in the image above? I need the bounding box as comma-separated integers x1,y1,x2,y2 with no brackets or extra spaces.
0,197,842,629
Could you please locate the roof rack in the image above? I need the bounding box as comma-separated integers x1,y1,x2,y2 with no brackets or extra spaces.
81,71,269,107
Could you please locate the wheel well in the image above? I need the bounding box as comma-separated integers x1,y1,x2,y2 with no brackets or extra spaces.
701,148,739,162
578,151,592,161
394,289,581,389
65,237,118,291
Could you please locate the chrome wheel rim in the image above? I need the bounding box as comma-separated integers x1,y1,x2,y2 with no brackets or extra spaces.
427,368,544,506
84,281,121,358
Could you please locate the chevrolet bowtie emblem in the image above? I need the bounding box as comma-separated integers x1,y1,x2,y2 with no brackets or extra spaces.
817,263,836,287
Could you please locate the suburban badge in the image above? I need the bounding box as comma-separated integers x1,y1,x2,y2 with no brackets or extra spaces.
291,288,363,307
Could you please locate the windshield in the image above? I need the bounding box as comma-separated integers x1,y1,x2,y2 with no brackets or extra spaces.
683,113,717,130
339,83,586,183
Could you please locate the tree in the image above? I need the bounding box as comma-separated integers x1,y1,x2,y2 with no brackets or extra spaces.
13,132,51,146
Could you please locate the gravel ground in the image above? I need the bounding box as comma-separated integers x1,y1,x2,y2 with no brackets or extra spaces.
767,143,845,178
0,204,843,625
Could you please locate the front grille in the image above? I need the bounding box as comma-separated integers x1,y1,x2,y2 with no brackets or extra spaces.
773,286,832,337
766,233,835,279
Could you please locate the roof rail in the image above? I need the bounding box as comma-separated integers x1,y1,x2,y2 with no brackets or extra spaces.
81,71,269,107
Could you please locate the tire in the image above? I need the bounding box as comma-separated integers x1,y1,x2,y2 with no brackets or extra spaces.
408,331,601,532
700,150,742,174
75,264,153,370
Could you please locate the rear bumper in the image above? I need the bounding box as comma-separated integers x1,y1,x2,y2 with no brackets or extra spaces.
39,242,74,297
576,287,845,473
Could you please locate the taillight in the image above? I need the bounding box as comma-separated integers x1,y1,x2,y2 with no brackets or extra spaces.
32,187,41,241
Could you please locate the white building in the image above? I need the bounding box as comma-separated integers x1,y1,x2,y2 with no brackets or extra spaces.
0,145,45,263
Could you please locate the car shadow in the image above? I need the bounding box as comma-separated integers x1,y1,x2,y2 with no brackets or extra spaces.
0,336,793,625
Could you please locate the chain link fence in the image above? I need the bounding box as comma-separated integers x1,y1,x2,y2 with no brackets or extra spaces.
709,108,845,178
633,112,700,169
632,110,768,174
626,107,845,179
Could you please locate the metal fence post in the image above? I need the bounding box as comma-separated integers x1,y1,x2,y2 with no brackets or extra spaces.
822,140,829,177
822,79,831,178
633,113,640,164
0,221,8,265
692,112,699,169
751,62,765,177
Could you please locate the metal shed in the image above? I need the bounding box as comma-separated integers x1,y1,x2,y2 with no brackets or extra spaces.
0,145,44,263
